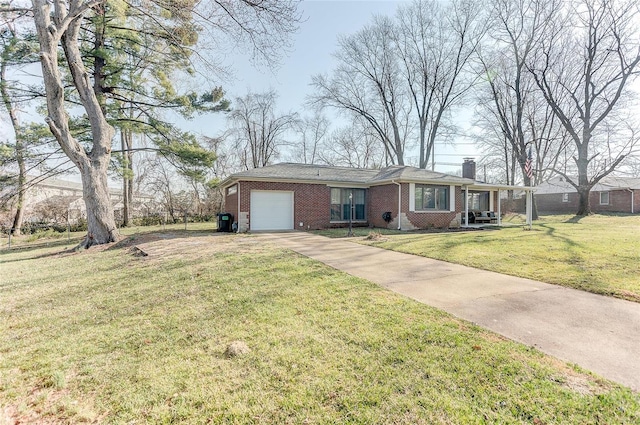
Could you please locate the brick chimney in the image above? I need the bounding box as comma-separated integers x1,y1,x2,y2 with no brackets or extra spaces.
462,158,476,180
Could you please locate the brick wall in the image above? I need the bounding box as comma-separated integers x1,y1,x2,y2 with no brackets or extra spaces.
369,184,461,229
225,180,477,231
595,189,635,213
536,190,637,214
403,185,461,229
368,185,398,228
232,181,332,230
536,193,576,213
223,185,238,220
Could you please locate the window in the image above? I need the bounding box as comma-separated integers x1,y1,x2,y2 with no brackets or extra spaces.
330,188,366,221
467,191,490,211
600,192,609,205
562,193,569,203
415,185,449,211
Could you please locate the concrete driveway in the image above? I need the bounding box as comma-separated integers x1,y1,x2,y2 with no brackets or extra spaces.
259,232,640,391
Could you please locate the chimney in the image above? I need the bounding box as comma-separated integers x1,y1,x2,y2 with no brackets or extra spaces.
462,158,476,180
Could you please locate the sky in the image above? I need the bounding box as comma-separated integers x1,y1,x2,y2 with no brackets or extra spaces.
0,0,479,180
184,0,478,174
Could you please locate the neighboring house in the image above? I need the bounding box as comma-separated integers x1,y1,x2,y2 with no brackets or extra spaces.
1,176,158,225
535,176,640,214
221,161,530,232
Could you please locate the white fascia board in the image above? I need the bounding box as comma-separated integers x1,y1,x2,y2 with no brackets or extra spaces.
325,183,370,189
467,183,533,191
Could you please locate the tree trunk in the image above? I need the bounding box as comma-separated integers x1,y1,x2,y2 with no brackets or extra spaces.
79,160,119,247
127,150,133,222
32,0,119,248
576,140,591,216
1,46,25,236
10,156,26,236
576,186,591,216
121,131,129,227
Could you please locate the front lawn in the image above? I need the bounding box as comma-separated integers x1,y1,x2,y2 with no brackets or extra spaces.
1,232,638,423
362,214,640,302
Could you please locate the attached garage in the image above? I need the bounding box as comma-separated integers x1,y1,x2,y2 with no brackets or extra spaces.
250,190,294,231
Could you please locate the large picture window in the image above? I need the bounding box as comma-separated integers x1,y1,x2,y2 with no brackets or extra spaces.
331,188,366,221
415,185,449,211
467,191,489,211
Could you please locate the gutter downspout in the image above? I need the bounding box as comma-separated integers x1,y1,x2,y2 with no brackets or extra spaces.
627,188,634,214
392,180,401,230
237,182,241,233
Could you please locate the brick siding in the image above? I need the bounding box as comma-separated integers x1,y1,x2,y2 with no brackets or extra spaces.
402,184,461,229
232,181,331,230
224,186,238,220
536,190,638,214
368,185,398,228
368,183,462,229
224,180,470,231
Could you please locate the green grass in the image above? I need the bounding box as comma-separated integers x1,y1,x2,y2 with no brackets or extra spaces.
314,227,407,238
361,214,640,302
0,221,217,251
1,231,639,423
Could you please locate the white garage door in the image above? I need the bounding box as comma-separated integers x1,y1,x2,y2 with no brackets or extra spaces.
250,191,294,231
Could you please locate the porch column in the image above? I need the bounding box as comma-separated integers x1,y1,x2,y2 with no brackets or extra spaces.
526,189,532,228
497,189,502,226
464,186,469,227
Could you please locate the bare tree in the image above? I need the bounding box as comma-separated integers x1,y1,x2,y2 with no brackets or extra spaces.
290,111,329,165
143,155,185,222
20,0,301,247
200,135,233,215
528,0,640,215
311,15,411,165
395,0,485,170
0,6,58,235
476,0,565,186
228,90,297,169
318,118,385,169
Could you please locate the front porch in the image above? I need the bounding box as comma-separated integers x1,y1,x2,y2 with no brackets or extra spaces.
461,183,534,228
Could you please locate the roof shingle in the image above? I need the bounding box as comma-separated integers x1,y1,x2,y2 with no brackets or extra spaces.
224,163,474,186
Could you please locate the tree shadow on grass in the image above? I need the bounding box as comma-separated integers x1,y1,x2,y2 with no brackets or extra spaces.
538,223,582,248
373,228,497,258
537,223,586,272
107,229,230,251
0,229,229,264
0,238,82,263
564,215,585,224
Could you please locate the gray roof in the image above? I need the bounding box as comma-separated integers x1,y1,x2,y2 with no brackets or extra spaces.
536,176,640,194
602,176,640,190
223,163,475,187
226,163,378,184
369,165,473,184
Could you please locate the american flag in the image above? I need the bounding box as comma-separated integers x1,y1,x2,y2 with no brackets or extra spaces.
524,147,533,180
